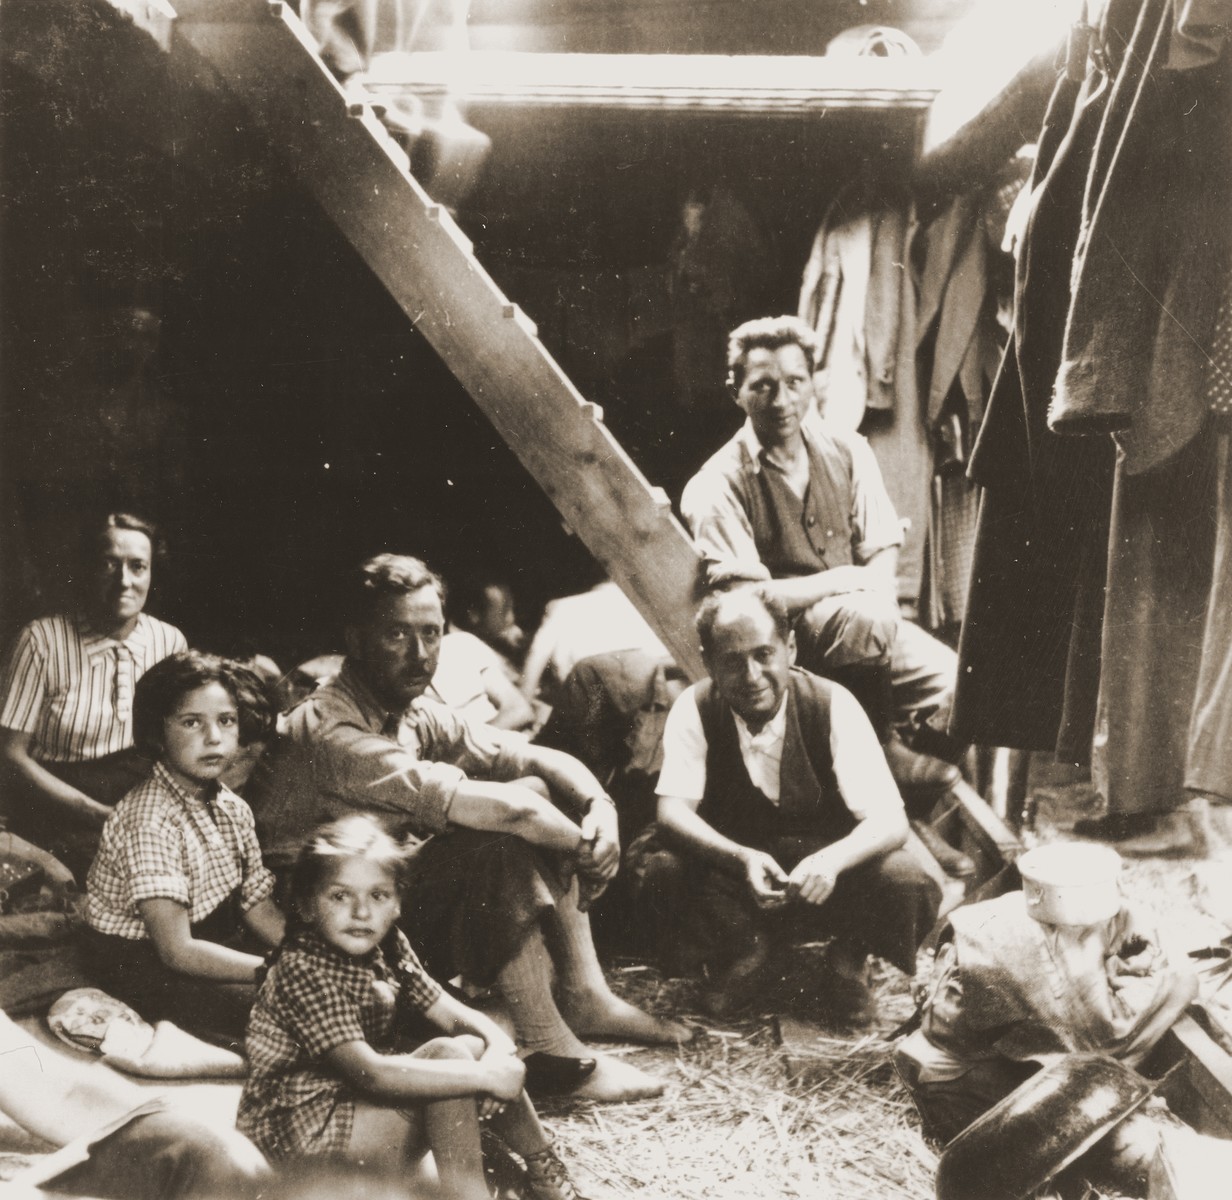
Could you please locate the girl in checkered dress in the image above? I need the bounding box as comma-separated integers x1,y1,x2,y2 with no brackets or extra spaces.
82,650,285,1050
238,815,587,1200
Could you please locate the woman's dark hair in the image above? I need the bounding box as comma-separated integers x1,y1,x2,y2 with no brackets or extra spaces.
80,511,166,570
285,814,411,928
132,650,278,757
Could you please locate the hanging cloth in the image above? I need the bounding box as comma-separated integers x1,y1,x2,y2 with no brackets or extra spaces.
1071,0,1232,817
1169,0,1232,69
950,8,1123,751
798,190,872,431
1183,272,1232,802
1050,0,1232,474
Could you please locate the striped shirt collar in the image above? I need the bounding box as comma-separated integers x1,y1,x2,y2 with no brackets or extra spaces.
75,612,155,659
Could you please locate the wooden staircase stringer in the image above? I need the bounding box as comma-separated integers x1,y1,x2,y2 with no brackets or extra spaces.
169,0,707,679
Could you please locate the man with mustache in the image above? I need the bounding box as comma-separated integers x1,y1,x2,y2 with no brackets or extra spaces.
249,554,689,1103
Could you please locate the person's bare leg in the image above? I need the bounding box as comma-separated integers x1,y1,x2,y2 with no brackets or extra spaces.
415,1037,490,1200
551,884,693,1045
490,1091,583,1200
489,1090,549,1156
495,922,666,1102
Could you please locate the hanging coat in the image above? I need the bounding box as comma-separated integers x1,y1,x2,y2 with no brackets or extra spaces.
1058,0,1232,814
950,6,1126,751
798,192,872,432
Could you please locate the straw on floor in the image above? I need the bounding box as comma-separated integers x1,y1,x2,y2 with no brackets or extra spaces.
539,958,938,1200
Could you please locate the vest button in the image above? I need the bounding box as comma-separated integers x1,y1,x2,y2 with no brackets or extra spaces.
806,515,815,527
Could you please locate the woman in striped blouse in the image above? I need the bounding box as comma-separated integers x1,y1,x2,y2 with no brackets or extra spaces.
0,512,186,880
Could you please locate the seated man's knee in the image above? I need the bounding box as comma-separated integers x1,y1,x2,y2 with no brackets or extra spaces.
878,848,944,915
832,595,897,663
512,775,551,800
877,845,939,886
801,595,897,669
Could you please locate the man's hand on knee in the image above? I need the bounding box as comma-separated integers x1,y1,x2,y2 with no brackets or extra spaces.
743,849,790,910
787,851,839,907
579,794,620,882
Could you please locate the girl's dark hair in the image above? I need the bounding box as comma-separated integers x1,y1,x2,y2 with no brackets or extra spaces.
132,650,278,757
285,814,411,930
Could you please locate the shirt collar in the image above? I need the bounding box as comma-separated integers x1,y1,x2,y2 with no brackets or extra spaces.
334,659,409,736
735,412,825,478
736,420,766,474
151,759,225,809
78,612,150,659
292,925,382,971
732,691,789,747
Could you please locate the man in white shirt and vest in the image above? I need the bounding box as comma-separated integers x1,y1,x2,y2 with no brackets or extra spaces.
646,587,941,1022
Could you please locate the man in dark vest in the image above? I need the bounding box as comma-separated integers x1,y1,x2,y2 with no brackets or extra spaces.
680,315,960,793
648,587,941,1021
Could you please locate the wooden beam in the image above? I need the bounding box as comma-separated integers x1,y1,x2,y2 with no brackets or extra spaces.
947,778,1024,878
364,50,941,115
169,0,707,679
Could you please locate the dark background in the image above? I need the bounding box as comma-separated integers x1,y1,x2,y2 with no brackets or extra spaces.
0,0,942,670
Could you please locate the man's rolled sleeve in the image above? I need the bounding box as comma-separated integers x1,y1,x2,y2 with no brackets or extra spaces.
847,432,905,563
654,686,708,804
412,701,535,789
681,470,772,591
829,683,905,825
317,724,462,836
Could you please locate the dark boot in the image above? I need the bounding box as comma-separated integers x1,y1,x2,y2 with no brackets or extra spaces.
885,735,961,794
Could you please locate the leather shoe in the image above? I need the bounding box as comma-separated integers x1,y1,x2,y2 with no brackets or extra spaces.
910,818,977,880
522,1052,597,1096
884,736,960,793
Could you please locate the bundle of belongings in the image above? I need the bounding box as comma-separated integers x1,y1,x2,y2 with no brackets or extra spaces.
0,836,244,1079
894,843,1225,1197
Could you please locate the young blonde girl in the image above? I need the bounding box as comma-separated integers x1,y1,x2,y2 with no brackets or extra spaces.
238,815,586,1200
